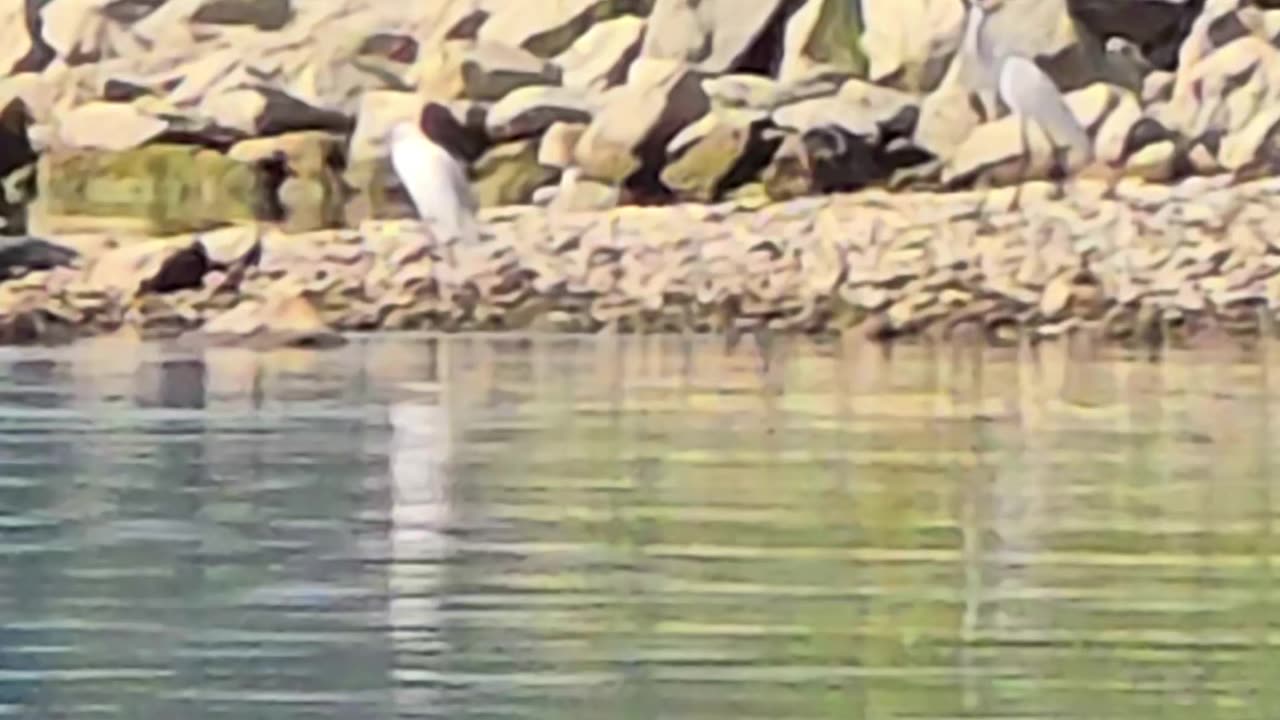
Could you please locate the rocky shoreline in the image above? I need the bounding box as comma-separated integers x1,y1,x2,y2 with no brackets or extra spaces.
3,173,1280,350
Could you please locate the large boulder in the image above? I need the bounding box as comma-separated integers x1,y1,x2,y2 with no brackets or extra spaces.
770,77,917,140
538,121,588,168
777,0,868,82
703,71,845,110
1163,36,1280,146
461,42,562,101
860,0,964,92
641,0,792,74
573,59,711,187
478,0,633,58
39,0,134,64
486,85,597,141
472,138,559,207
53,101,168,151
660,108,770,201
554,15,646,90
0,0,41,75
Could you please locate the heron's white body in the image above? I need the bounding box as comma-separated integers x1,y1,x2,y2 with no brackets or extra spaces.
388,121,480,245
965,1,1093,160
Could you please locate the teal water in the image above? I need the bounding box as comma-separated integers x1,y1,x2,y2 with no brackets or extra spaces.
0,333,1277,719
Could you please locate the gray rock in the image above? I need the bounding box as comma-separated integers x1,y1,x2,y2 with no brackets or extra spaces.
189,0,292,30
1068,0,1200,70
0,235,77,281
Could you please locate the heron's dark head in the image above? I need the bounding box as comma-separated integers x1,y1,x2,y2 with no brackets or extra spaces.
419,102,470,159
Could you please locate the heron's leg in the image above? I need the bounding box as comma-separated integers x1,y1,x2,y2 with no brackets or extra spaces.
1010,115,1030,212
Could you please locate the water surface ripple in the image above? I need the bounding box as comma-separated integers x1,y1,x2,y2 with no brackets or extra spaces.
0,334,1276,719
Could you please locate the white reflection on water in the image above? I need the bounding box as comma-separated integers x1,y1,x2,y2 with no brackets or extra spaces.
388,350,456,712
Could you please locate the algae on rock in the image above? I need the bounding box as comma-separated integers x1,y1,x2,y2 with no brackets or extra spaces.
36,144,268,235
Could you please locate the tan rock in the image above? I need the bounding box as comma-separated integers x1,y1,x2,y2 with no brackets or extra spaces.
1063,83,1126,135
346,91,421,166
1093,90,1142,167
472,138,559,207
0,0,35,75
486,85,596,141
197,224,260,268
200,284,342,348
1124,140,1176,182
538,121,587,169
1173,0,1261,94
761,133,813,201
778,0,867,82
461,41,562,101
88,237,208,298
943,115,1061,187
860,0,964,92
480,0,626,58
661,109,760,202
39,0,122,64
228,130,342,173
411,40,469,100
772,78,916,138
1142,70,1174,105
1167,36,1280,143
642,0,788,73
554,15,646,92
547,168,620,212
1220,103,1280,177
574,59,710,183
54,101,168,151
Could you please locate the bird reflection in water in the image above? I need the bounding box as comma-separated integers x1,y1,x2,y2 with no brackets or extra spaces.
387,350,456,713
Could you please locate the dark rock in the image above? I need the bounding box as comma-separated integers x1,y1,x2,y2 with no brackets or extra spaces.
190,0,292,30
0,235,77,281
1067,0,1201,70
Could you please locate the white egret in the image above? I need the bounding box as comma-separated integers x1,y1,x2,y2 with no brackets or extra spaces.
387,103,481,246
963,0,1094,207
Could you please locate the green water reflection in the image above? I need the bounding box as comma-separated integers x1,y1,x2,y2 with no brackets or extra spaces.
0,333,1277,719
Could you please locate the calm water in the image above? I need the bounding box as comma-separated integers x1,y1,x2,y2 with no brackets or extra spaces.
1,332,1278,719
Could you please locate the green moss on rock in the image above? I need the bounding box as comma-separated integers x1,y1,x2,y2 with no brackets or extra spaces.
472,139,559,207
38,144,268,235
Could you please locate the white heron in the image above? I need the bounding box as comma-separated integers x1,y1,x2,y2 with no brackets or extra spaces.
962,0,1094,206
387,103,481,246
